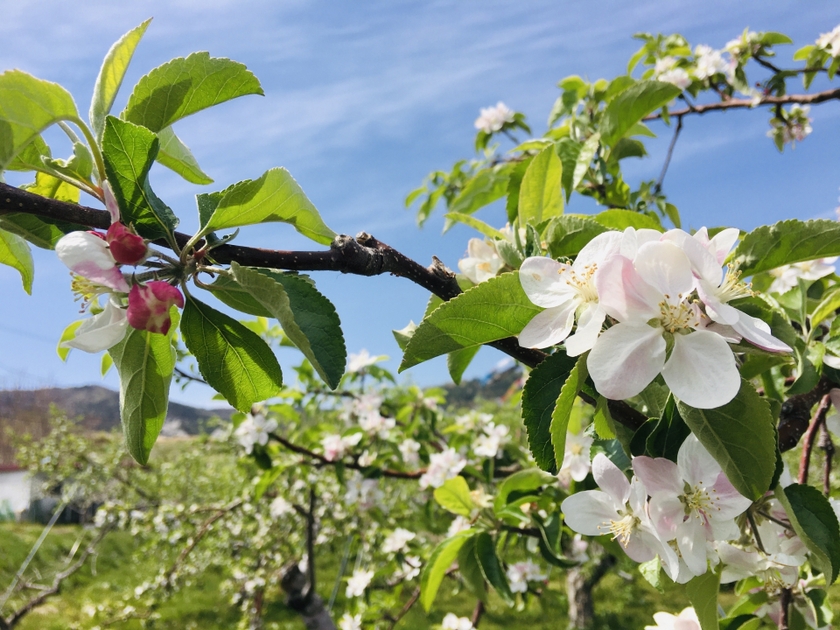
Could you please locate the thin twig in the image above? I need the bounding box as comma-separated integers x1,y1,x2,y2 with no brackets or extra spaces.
653,115,683,194
386,586,421,630
471,600,485,627
798,394,830,484
819,423,835,497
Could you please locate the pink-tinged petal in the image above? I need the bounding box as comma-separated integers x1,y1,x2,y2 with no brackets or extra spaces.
591,453,630,504
574,231,623,268
595,255,660,321
61,299,128,353
106,222,147,265
564,303,605,356
623,530,658,563
588,323,665,401
56,231,130,292
561,491,621,536
518,302,576,349
102,181,121,223
663,228,721,284
648,493,684,539
127,282,184,335
520,257,575,307
73,260,130,292
709,472,752,519
634,241,695,298
676,517,708,576
676,435,720,488
663,331,740,409
618,227,662,260
707,228,740,264
696,280,741,325
729,310,792,353
632,456,682,496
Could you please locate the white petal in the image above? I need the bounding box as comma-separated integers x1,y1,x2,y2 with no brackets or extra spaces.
62,300,128,353
564,304,606,356
634,241,695,298
588,323,665,401
676,517,708,576
561,491,620,536
708,228,740,264
648,493,684,539
595,255,660,322
676,434,719,487
518,302,576,348
592,453,630,504
663,228,721,284
574,231,623,268
519,257,575,307
730,310,792,352
662,331,740,409
619,227,662,259
632,456,682,496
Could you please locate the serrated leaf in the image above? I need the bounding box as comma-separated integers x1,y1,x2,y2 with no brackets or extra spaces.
0,228,34,294
447,345,480,385
521,350,578,472
572,133,600,192
0,70,79,170
609,137,647,161
433,476,475,517
443,212,504,239
545,215,609,259
776,483,840,584
22,171,81,204
0,212,81,249
121,52,263,132
493,468,556,514
593,208,663,232
155,125,213,184
555,138,582,202
519,145,563,225
449,168,509,217
600,81,681,146
181,295,283,411
102,116,178,239
7,134,50,172
685,569,720,630
732,220,840,276
474,532,514,605
457,536,487,600
676,380,776,500
198,167,335,245
399,272,541,371
420,530,475,611
90,19,151,141
392,321,416,352
229,264,345,388
551,357,587,471
108,327,175,465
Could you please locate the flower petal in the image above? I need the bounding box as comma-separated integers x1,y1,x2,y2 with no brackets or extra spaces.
729,310,792,353
662,331,740,409
564,303,606,356
561,490,621,536
634,241,695,298
62,299,128,352
595,255,660,322
588,323,665,401
632,456,682,496
592,452,630,504
520,257,575,308
518,302,576,349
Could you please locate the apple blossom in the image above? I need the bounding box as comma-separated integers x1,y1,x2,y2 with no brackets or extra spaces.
106,222,147,265
559,430,593,482
816,24,840,56
344,474,382,510
446,515,471,538
56,231,129,293
398,438,421,465
397,555,422,581
347,348,385,372
693,45,730,80
345,568,374,598
441,612,474,630
339,613,362,630
419,448,467,489
126,281,184,335
269,496,293,519
506,560,547,593
473,422,510,458
645,607,700,630
382,527,416,554
458,238,503,284
658,67,691,89
234,413,278,454
768,257,837,294
474,101,514,134
321,432,363,461
60,297,129,353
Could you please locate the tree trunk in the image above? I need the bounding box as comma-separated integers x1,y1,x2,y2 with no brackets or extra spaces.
566,554,617,629
281,565,337,630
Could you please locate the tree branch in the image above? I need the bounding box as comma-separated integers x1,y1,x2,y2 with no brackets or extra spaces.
797,394,831,484
778,377,834,452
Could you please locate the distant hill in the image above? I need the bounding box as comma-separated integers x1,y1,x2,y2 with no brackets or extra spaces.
442,366,523,407
0,386,233,466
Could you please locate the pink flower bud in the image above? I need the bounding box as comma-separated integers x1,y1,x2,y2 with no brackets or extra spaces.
102,181,121,223
106,222,147,265
127,281,185,335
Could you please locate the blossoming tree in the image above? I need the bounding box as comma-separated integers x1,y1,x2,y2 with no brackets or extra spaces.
2,19,840,630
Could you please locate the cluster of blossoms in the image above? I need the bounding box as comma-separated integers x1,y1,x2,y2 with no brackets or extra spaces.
419,447,467,489
653,44,732,91
767,104,813,148
234,413,277,454
473,101,515,134
646,607,700,630
506,560,548,593
441,612,475,630
57,182,184,352
345,568,374,598
562,437,806,589
321,432,364,461
472,421,510,458
767,256,837,294
518,226,792,409
816,24,840,57
340,392,395,437
557,430,594,484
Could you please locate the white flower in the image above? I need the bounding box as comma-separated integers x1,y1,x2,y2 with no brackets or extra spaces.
344,474,382,510
474,102,515,134
559,431,594,482
768,257,837,294
454,412,493,433
645,607,700,630
56,231,130,293
658,67,691,89
234,413,278,454
506,560,547,593
61,297,129,352
398,439,421,465
339,613,362,630
458,239,503,284
816,24,840,56
382,528,416,554
345,569,374,598
322,432,363,461
398,556,422,581
347,349,385,372
269,496,293,519
693,45,729,80
357,450,376,467
473,422,510,458
441,612,475,630
419,448,467,489
446,515,472,538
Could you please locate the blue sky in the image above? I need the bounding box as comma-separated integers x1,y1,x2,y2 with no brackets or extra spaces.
1,1,839,409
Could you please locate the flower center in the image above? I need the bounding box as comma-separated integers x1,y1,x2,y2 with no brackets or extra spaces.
680,483,715,517
607,513,639,547
717,265,753,302
657,296,699,333
561,263,599,304
70,274,111,311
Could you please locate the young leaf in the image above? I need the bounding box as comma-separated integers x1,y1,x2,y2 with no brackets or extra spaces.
399,272,541,370
102,116,178,239
518,145,563,225
443,212,505,240
198,168,336,245
108,327,175,465
433,476,475,517
493,468,556,514
810,287,840,330
121,52,263,132
447,345,480,385
0,213,81,249
420,530,475,611
593,208,664,232
229,264,346,389
599,81,681,146
474,532,515,606
0,228,34,294
155,125,213,185
677,380,776,501
90,19,152,141
551,357,587,472
572,132,600,192
555,138,582,202
545,215,609,259
732,220,840,276
775,483,840,584
457,536,487,600
22,171,80,204
448,168,509,217
0,70,79,170
521,350,578,472
181,295,283,412
685,569,720,630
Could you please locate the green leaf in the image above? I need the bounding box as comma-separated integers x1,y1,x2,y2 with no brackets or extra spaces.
447,345,480,385
229,264,345,389
810,287,840,329
181,295,283,412
474,532,514,606
676,380,776,501
22,171,80,203
443,212,504,240
572,133,600,192
551,357,587,471
639,558,665,593
56,321,83,361
399,272,541,370
102,116,178,239
90,19,151,141
457,536,487,600
433,476,475,517
600,81,681,146
776,483,840,584
155,125,213,184
121,52,263,132
0,70,79,170
493,468,556,514
555,138,582,202
108,327,175,465
609,137,647,161
521,350,578,472
518,145,563,225
449,167,510,217
0,228,34,293
0,213,81,250
593,208,663,232
732,220,840,276
545,215,609,259
41,141,94,189
198,167,335,245
685,569,720,630
420,530,475,611
7,134,50,172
